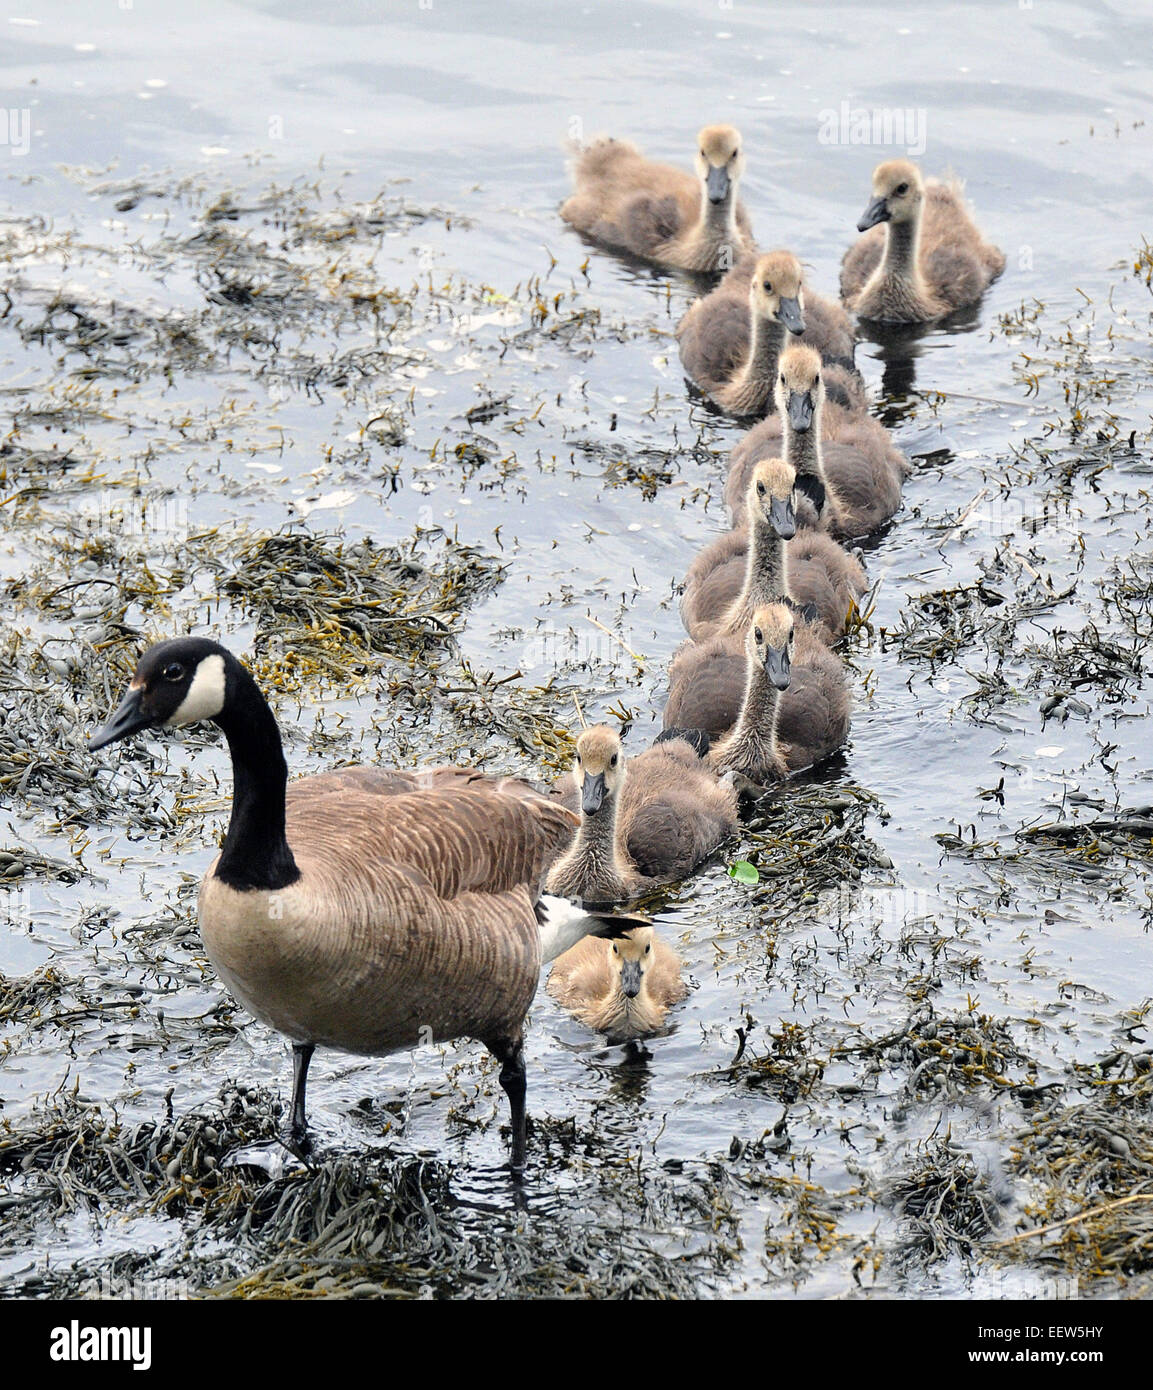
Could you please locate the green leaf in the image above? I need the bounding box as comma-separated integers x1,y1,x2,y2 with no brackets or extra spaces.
728,860,759,886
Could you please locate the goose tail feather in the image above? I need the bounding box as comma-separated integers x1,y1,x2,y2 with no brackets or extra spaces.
537,896,650,964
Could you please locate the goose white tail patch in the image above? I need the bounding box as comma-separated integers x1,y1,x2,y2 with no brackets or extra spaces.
166,653,226,727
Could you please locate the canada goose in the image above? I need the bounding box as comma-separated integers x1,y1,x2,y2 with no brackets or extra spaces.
841,159,1005,323
727,345,908,538
89,637,643,1172
547,924,687,1042
559,125,755,273
548,725,737,904
677,250,865,415
681,457,865,645
663,602,848,757
707,604,852,784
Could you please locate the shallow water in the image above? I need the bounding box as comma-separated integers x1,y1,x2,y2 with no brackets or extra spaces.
1,1,1152,1298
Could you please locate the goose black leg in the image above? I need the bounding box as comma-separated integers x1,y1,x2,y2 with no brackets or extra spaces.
491,1038,527,1174
289,1041,315,1149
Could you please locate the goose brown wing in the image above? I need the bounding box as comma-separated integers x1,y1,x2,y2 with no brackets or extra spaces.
286,768,577,901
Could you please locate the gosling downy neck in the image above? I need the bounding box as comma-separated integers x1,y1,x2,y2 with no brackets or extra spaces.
783,383,824,485
727,508,788,631
724,299,795,414
550,788,632,904
214,662,301,893
713,648,787,782
868,211,941,320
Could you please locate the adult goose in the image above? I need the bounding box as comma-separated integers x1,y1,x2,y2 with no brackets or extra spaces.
90,637,639,1172
841,159,1005,322
560,124,755,273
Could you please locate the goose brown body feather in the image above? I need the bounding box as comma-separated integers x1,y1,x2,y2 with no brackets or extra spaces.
201,767,577,1056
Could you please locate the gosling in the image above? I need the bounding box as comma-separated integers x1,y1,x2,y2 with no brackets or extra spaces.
677,250,864,415
682,457,864,645
708,604,852,784
841,159,1005,323
560,124,755,273
664,601,848,758
727,345,908,538
547,925,687,1042
548,726,738,905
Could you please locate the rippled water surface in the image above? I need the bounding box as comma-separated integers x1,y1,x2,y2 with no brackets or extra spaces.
1,1,1152,1299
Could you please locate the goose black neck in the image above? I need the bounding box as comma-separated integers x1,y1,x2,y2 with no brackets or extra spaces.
213,662,301,892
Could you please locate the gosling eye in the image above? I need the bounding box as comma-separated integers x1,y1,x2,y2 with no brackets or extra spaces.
699,148,706,159
576,753,582,766
163,662,185,682
645,943,651,954
610,754,618,767
612,943,619,955
780,372,787,384
756,481,766,495
754,627,763,644
895,182,908,196
762,281,773,293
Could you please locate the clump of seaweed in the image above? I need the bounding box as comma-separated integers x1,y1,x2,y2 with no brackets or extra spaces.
884,1139,1003,1265
999,1077,1153,1289
835,1006,1037,1099
739,784,892,912
218,526,502,679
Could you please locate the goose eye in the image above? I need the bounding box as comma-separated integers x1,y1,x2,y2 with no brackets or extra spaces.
895,182,908,195
162,662,185,682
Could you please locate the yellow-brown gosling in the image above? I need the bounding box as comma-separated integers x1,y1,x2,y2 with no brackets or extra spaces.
547,925,688,1042
841,158,1005,322
90,637,643,1173
560,124,755,273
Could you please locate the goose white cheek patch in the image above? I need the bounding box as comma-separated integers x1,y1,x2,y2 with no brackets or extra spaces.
166,653,226,727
